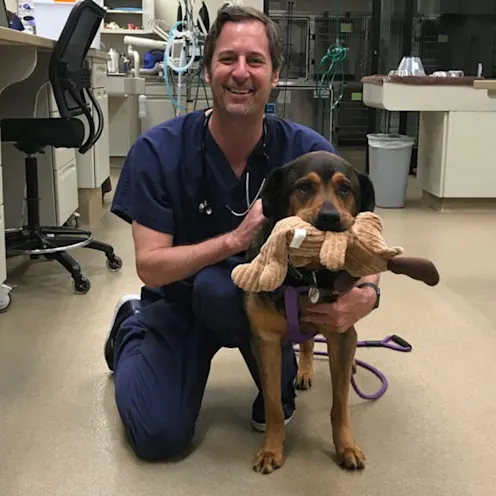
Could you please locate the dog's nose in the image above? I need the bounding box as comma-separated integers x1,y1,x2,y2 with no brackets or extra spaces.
315,202,343,231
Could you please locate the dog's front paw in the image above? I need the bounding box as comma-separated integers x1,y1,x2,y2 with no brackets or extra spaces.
295,368,313,390
253,445,284,474
336,443,365,470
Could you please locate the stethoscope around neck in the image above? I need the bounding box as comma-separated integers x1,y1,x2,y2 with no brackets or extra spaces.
197,111,270,217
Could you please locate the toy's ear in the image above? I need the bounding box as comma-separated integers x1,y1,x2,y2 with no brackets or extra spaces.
357,172,376,212
261,166,288,219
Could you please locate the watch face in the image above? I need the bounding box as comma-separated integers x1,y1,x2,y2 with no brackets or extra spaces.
308,287,320,304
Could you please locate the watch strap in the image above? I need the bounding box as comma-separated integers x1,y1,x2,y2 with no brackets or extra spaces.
356,282,381,309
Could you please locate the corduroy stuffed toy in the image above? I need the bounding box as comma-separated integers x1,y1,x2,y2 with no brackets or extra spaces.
231,211,439,293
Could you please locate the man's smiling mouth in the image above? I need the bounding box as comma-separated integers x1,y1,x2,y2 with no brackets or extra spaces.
225,87,255,95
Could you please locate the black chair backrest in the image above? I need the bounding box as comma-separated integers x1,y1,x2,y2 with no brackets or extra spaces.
49,0,106,154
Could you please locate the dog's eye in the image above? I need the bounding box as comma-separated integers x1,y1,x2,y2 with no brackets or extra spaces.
338,183,351,196
296,181,312,194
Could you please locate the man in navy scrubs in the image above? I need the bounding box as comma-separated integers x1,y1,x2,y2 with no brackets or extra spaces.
105,5,380,461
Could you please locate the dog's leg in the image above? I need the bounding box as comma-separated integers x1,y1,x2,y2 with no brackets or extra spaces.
325,326,365,470
252,332,285,474
246,295,287,475
296,338,314,390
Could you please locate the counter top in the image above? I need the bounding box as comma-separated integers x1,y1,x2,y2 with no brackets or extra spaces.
473,80,496,90
0,27,108,59
362,75,483,86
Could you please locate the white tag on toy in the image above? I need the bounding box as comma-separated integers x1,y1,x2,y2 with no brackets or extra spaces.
290,228,307,249
308,287,320,304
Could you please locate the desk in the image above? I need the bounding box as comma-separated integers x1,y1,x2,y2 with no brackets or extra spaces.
0,28,109,311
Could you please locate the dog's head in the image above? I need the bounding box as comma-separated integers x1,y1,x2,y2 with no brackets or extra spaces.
261,151,375,231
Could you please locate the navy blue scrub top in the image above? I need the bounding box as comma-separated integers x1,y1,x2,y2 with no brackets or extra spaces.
111,110,337,301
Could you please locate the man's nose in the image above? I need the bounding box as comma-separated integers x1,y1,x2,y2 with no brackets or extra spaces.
315,201,343,232
231,58,249,81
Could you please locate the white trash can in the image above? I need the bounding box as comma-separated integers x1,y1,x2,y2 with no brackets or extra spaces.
367,133,415,208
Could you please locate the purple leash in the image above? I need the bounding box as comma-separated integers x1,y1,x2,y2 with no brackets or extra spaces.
282,285,412,401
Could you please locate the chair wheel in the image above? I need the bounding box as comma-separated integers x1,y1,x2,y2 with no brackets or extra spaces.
73,277,91,294
0,293,12,313
106,255,123,272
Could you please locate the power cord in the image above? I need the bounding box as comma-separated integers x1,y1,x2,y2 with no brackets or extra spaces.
280,0,294,118
314,0,347,137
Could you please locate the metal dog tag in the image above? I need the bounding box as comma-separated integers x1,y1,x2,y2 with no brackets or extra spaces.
308,287,320,304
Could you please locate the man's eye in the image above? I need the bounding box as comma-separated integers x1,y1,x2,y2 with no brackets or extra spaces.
338,183,351,196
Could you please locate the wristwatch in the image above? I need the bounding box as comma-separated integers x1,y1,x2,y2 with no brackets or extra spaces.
356,282,381,309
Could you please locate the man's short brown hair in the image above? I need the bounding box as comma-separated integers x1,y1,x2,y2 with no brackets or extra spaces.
203,4,283,74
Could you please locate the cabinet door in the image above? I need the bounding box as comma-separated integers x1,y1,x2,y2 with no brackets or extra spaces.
54,160,78,226
0,205,5,285
94,89,110,187
76,88,110,188
140,97,175,134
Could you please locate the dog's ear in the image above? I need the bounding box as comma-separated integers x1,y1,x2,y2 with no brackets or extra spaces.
357,172,376,212
261,166,288,218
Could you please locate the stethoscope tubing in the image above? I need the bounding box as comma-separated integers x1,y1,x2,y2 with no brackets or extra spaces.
198,111,269,217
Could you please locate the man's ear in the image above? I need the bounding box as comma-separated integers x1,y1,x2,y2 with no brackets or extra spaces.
204,67,211,85
271,69,280,88
261,166,286,218
357,172,376,212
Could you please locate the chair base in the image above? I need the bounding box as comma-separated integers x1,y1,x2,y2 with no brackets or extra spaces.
5,225,123,295
6,225,93,256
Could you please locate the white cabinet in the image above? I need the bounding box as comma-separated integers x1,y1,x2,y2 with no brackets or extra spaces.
0,205,5,288
76,87,110,188
54,160,79,224
94,88,110,186
1,84,78,229
140,96,175,133
109,95,140,156
75,59,110,189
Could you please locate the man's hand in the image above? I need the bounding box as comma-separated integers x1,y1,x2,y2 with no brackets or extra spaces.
300,277,379,333
228,199,266,252
133,200,266,288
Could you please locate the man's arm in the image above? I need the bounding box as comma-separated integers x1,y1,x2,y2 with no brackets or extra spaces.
133,222,240,287
132,200,265,288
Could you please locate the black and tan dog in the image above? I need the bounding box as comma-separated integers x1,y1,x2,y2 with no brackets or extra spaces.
243,150,376,475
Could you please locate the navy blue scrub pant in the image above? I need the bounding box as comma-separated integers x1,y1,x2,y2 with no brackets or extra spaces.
112,257,298,461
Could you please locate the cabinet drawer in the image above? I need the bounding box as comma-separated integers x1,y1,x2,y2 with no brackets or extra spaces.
0,204,5,285
53,160,78,225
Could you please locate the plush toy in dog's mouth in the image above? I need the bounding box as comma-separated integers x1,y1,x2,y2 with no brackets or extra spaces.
231,212,440,293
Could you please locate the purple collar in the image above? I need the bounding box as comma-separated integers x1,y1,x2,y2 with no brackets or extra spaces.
279,285,318,344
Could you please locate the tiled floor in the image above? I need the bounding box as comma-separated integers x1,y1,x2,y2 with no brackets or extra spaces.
1,172,495,496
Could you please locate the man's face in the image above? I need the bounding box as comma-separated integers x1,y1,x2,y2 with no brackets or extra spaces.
205,20,280,116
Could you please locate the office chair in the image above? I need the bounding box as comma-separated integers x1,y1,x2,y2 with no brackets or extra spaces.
0,0,122,294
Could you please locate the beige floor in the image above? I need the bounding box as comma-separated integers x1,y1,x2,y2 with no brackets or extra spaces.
1,172,496,496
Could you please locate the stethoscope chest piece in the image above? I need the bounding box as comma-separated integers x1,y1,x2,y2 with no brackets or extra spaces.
198,200,212,216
